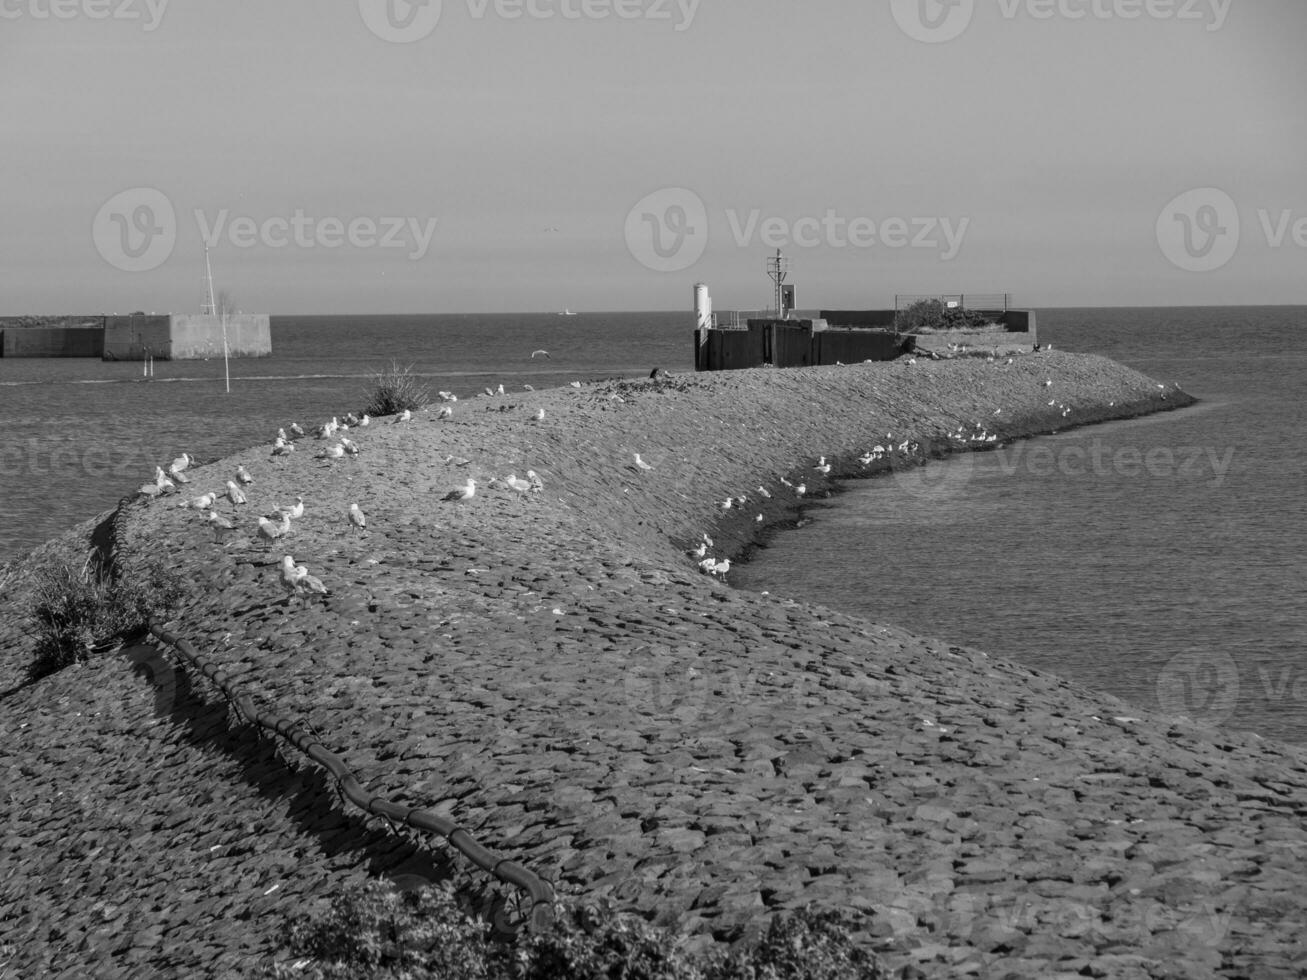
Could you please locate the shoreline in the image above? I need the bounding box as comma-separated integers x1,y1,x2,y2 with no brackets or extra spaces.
3,353,1306,979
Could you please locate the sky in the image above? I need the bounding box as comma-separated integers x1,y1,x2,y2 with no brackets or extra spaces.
2,0,1305,314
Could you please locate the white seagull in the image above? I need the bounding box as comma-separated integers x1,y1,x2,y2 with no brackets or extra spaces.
183,491,217,510
532,408,545,421
525,470,543,492
633,453,653,471
348,502,366,532
258,513,290,548
530,350,551,359
278,496,305,520
236,465,254,485
225,481,247,505
443,478,476,503
206,510,236,542
289,422,305,437
170,453,191,473
437,406,453,419
814,456,831,476
504,473,533,493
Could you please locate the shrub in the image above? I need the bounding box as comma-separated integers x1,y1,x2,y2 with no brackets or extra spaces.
264,881,886,980
28,552,185,680
896,299,999,333
363,361,431,417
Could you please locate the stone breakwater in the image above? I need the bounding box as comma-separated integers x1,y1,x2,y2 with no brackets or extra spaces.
2,353,1306,979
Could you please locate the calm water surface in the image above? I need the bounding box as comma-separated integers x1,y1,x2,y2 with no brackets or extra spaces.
732,307,1307,744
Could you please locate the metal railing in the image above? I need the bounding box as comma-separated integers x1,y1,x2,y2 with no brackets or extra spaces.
149,624,557,934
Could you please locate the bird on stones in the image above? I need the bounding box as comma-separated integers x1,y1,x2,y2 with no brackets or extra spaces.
348,503,366,532
295,566,329,601
236,465,254,485
702,532,713,547
168,464,190,484
444,455,470,467
531,350,551,359
277,428,289,442
483,386,495,397
359,414,371,426
1043,379,1053,387
532,408,545,421
437,406,453,419
778,477,793,488
633,453,653,471
504,474,533,493
394,409,412,424
689,542,707,559
225,481,247,505
523,384,534,391
340,437,360,456
279,554,304,599
183,491,217,510
795,483,806,496
443,478,476,503
317,444,345,460
814,456,831,476
206,510,236,543
721,498,732,510
755,514,763,523
525,470,543,492
570,381,582,388
258,513,290,548
757,486,771,498
170,453,192,474
278,496,305,520
153,467,177,494
343,413,360,427
496,383,505,395
289,422,305,437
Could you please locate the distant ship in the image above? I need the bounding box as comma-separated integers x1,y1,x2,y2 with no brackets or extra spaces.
560,308,577,316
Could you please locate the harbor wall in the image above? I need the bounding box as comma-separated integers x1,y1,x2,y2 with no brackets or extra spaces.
102,314,271,360
1,326,105,358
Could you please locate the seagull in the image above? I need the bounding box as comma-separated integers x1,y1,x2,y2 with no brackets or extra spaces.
814,456,831,476
340,437,360,456
437,406,453,419
317,444,345,460
532,408,545,421
570,381,582,388
394,408,412,423
778,477,793,488
757,486,771,499
721,498,732,510
272,437,295,456
689,542,707,559
343,413,359,427
795,483,806,496
277,428,288,442
525,470,543,492
484,387,495,397
278,496,305,520
295,566,329,601
504,473,533,493
170,453,191,473
496,383,505,395
755,514,763,523
225,480,247,505
531,350,551,359
348,503,366,533
236,465,254,485
183,492,217,510
258,513,290,548
443,478,476,503
1043,379,1053,387
359,414,371,426
523,384,534,391
633,453,653,471
444,455,470,467
206,510,236,543
289,422,305,437
279,555,304,599
698,557,717,575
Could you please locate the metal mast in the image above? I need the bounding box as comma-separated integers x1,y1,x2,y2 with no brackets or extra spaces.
765,249,791,318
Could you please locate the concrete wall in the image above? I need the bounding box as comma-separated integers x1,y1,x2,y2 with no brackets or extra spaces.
2,326,105,358
102,314,271,360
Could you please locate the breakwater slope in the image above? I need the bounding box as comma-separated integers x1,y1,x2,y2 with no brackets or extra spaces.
3,353,1305,979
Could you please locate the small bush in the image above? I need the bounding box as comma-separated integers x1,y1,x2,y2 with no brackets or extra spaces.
28,553,184,680
896,299,999,333
363,361,431,417
265,880,886,980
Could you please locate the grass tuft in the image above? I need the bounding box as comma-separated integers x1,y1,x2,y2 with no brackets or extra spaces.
363,361,431,418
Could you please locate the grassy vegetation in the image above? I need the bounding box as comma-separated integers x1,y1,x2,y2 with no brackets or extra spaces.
362,361,431,417
896,299,1001,334
264,880,887,979
28,552,184,680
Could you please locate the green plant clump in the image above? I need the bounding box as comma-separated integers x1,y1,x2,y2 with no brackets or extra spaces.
28,553,185,680
264,880,886,979
896,299,999,333
363,361,431,418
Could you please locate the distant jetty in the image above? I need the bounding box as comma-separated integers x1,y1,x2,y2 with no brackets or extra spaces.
0,313,271,359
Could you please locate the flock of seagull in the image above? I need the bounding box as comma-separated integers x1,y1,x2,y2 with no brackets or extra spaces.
133,365,1079,603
